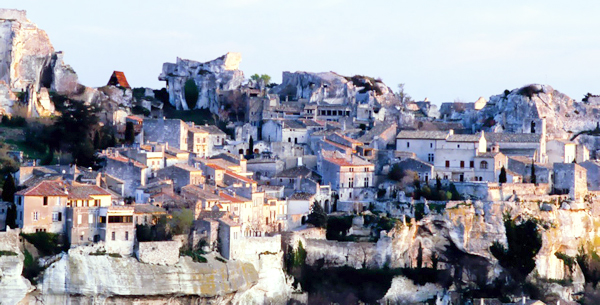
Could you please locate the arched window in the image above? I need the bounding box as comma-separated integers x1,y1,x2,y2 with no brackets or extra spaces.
480,161,488,169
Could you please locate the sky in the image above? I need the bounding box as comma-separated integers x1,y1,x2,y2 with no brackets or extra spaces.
5,1,600,104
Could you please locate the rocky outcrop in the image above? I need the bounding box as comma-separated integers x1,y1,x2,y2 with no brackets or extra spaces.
0,9,79,116
475,84,600,139
34,253,258,303
159,52,245,110
272,71,398,106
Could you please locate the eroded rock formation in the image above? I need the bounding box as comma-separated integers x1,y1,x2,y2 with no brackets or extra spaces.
159,52,245,110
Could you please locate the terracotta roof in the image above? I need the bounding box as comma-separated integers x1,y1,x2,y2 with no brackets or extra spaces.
68,185,112,200
218,192,250,203
225,171,256,184
323,153,373,167
206,163,227,171
106,154,148,169
16,181,68,196
126,115,144,123
108,71,131,88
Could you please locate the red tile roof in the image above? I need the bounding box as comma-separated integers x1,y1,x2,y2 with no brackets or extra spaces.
108,71,131,88
16,181,68,196
106,154,148,169
219,192,250,203
225,171,256,184
68,185,112,200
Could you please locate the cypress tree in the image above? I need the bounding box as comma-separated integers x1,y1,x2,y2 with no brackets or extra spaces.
499,166,507,184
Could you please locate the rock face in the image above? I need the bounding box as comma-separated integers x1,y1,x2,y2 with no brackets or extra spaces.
35,253,258,303
272,71,398,106
475,84,600,139
0,9,79,116
159,52,245,110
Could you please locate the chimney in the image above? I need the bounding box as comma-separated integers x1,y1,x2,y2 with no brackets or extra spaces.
448,129,454,135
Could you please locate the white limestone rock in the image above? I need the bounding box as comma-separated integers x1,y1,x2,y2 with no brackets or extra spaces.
159,52,245,110
379,276,442,304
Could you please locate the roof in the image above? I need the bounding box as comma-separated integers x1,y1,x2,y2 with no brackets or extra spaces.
126,115,144,123
446,132,482,142
274,166,315,178
133,204,167,214
289,192,315,200
182,185,221,200
475,152,503,158
68,185,112,200
195,124,226,135
396,158,433,172
224,171,256,184
282,120,307,129
173,163,202,172
107,71,131,88
218,192,250,203
322,151,373,167
396,130,448,140
357,123,396,143
16,181,68,196
485,133,542,143
106,154,148,169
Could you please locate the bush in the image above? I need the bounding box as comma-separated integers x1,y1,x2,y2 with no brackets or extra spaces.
0,250,17,256
22,249,43,284
306,201,328,228
326,216,353,240
184,79,199,110
20,232,66,256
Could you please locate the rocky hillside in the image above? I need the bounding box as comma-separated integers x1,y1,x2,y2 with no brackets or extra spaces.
272,71,398,106
473,84,600,139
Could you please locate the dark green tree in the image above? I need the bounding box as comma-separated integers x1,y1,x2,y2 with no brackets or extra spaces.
184,79,199,110
307,201,328,228
51,100,100,167
124,121,135,145
490,214,542,286
435,175,442,192
499,166,507,184
248,136,254,154
416,243,423,269
530,161,537,184
2,174,16,202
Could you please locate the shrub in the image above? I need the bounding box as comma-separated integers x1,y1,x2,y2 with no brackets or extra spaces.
306,201,328,228
0,250,17,256
184,79,199,110
20,232,65,256
22,249,43,284
326,216,353,240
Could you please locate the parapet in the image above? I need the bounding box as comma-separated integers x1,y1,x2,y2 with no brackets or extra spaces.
0,9,27,22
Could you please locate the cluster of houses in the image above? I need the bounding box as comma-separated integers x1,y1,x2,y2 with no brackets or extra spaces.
2,71,599,260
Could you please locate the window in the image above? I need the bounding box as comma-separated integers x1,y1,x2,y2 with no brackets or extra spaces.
364,167,369,172
407,142,410,148
77,214,82,224
428,153,434,163
43,196,48,206
125,231,129,241
460,161,465,168
111,231,116,241
80,235,83,241
364,177,369,187
349,177,354,188
457,144,460,148
445,161,450,168
88,214,94,224
480,161,488,169
470,161,474,168
52,212,62,222
349,168,354,172
33,211,39,221
430,143,433,148
94,199,100,207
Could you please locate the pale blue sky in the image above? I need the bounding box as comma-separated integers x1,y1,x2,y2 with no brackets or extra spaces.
5,1,600,104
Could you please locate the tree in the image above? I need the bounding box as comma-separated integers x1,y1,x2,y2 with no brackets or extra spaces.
2,174,16,202
530,161,537,184
169,208,194,235
248,136,254,155
435,175,442,192
184,79,199,110
416,242,423,269
396,83,414,104
124,121,135,145
490,214,542,286
499,166,507,184
250,74,271,86
307,201,328,228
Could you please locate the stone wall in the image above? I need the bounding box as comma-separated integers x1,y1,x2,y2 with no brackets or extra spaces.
136,240,182,266
0,9,26,22
0,227,21,253
230,235,281,271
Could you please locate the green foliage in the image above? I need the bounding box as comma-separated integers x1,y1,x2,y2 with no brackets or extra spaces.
136,216,171,242
215,256,227,263
184,79,199,110
0,116,27,127
326,216,353,240
180,248,207,263
577,246,600,287
490,215,542,284
131,105,150,116
2,174,15,202
449,183,461,200
20,232,66,256
124,121,135,145
499,166,507,183
396,83,414,104
22,249,43,284
0,250,17,256
555,252,576,272
169,208,194,235
248,136,254,154
416,243,423,269
531,161,537,184
307,201,328,228
250,73,271,85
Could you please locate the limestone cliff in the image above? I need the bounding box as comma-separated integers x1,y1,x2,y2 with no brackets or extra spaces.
159,52,245,110
272,71,398,106
19,253,258,304
0,9,79,116
475,84,600,139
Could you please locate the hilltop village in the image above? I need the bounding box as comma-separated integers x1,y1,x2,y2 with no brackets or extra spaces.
3,9,600,305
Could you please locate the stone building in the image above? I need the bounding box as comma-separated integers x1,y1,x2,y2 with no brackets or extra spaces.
67,185,113,246
156,164,203,191
104,206,135,255
15,181,69,234
553,163,588,200
546,139,576,165
393,158,434,182
580,160,600,191
319,150,374,203
218,217,242,259
246,157,285,179
143,118,189,151
103,152,150,197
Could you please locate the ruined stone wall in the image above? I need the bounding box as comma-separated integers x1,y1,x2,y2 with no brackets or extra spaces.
231,235,281,271
136,240,181,266
0,9,27,22
0,227,21,253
